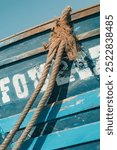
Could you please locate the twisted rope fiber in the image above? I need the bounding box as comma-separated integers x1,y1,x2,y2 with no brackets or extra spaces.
0,40,60,150
0,6,79,150
13,40,65,150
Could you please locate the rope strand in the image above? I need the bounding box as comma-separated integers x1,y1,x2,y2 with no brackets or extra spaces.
0,6,79,150
0,41,59,150
13,41,65,150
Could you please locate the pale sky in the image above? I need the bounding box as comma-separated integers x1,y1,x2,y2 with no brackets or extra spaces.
0,0,100,40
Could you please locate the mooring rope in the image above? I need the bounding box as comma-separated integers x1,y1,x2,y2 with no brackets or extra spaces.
0,41,58,150
13,40,65,150
0,6,79,150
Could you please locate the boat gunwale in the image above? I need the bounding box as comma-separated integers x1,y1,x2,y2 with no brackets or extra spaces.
0,28,100,68
0,4,100,48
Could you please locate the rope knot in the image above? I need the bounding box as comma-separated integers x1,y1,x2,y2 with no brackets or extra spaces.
49,6,80,60
0,6,80,150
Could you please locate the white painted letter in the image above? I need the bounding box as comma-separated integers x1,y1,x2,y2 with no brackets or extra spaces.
28,64,49,92
13,74,28,99
0,77,10,103
28,68,39,88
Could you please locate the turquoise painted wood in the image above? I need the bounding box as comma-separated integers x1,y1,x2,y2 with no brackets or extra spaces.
0,88,99,133
64,140,100,150
9,107,99,145
15,122,100,150
0,11,100,118
0,5,100,150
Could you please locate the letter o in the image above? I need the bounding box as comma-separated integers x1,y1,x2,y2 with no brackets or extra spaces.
13,74,29,99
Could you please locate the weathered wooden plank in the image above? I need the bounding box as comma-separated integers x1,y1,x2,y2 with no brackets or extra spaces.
77,28,100,41
30,108,100,138
0,28,100,67
0,38,100,110
66,140,100,150
0,13,100,64
11,108,99,143
0,88,99,133
18,121,100,150
70,4,100,22
0,5,100,48
0,47,45,67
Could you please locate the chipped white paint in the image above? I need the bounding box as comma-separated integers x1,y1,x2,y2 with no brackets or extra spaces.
78,68,93,80
56,60,76,86
76,99,84,105
56,73,75,86
93,58,100,75
88,45,100,59
0,63,50,104
28,68,40,89
28,64,49,92
0,54,98,104
0,77,10,103
74,26,81,32
13,74,29,99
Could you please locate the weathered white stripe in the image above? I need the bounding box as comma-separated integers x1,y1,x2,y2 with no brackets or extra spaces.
89,45,100,59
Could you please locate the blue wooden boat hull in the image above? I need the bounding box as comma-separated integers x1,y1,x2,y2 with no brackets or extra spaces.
0,5,100,149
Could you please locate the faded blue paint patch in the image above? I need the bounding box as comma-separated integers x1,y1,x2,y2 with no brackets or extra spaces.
0,88,100,133
65,140,100,150
0,13,100,61
73,13,100,35
0,37,100,117
18,121,100,150
0,127,5,144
